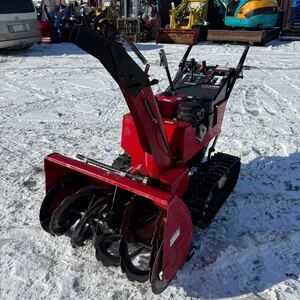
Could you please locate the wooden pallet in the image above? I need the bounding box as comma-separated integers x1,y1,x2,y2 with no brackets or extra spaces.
207,28,280,45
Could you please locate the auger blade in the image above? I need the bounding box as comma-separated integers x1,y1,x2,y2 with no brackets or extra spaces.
150,243,170,294
39,176,86,233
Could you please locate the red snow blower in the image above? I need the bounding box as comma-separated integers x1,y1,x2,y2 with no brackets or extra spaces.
39,24,249,293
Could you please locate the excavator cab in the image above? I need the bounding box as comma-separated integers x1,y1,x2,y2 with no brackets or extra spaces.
227,0,240,17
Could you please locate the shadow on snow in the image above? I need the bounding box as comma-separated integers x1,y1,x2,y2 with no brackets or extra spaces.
172,151,300,299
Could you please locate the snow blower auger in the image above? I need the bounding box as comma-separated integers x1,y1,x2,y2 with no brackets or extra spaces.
39,23,249,294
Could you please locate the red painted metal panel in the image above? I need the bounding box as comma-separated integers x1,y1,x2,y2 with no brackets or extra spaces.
121,113,144,167
214,100,227,133
44,153,173,209
122,111,223,171
162,196,193,281
156,93,187,117
121,86,174,172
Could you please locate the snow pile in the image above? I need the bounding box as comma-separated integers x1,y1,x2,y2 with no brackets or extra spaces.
0,40,299,299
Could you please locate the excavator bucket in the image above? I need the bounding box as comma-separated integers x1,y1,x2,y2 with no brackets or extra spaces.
156,28,200,44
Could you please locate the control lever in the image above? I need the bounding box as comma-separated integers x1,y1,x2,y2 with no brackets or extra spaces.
122,35,150,74
200,60,208,75
159,49,174,93
236,45,250,79
179,44,193,71
190,58,196,81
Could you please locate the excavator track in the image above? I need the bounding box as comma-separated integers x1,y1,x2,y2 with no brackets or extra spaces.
183,152,241,228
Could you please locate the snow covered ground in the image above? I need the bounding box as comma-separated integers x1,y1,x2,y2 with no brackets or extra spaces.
0,40,300,300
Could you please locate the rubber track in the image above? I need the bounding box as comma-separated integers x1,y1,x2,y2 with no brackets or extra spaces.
183,153,241,228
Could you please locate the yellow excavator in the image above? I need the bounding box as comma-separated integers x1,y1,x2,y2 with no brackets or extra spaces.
156,0,209,44
157,0,279,44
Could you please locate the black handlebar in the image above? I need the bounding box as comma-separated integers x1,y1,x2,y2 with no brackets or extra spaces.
236,45,250,78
